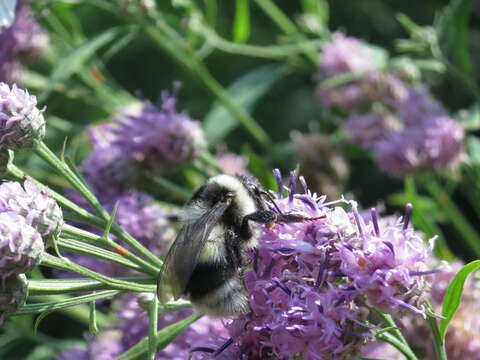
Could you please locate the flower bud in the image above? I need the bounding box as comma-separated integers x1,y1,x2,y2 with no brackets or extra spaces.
0,212,44,280
0,180,63,238
0,82,46,151
0,274,28,324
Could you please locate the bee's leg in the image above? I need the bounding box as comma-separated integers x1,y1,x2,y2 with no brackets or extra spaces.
275,213,326,223
240,210,278,239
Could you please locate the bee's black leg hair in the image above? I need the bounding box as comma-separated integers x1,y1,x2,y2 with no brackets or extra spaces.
240,210,324,239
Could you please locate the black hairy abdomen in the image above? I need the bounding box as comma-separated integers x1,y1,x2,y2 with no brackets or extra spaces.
186,261,235,299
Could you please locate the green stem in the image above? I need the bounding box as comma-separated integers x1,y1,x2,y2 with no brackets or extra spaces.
375,332,418,360
16,290,120,315
9,163,158,274
28,277,155,295
252,0,318,64
33,142,162,269
425,301,448,360
118,312,204,360
148,296,159,360
404,177,453,260
40,254,153,293
57,237,144,273
253,0,297,35
61,224,159,276
419,175,480,258
143,16,270,148
197,24,322,59
27,294,111,327
371,308,409,345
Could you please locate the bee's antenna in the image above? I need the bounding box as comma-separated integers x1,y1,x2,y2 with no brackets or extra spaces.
261,190,283,214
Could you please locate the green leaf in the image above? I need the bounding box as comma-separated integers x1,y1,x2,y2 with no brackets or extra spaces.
440,260,480,338
466,135,480,166
38,27,120,102
16,290,120,315
300,0,330,34
204,64,284,145
435,0,474,75
117,312,204,360
233,0,250,43
456,104,480,131
396,13,422,35
33,310,54,335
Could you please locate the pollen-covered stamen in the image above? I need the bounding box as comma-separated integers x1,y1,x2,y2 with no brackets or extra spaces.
409,269,441,276
351,202,364,239
288,170,297,202
273,168,283,198
370,208,380,236
299,175,308,194
403,203,413,230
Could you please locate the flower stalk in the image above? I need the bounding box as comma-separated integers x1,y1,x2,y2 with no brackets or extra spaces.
32,141,163,269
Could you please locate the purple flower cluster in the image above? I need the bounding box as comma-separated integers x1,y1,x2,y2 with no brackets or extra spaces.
57,294,229,360
203,171,432,359
0,82,46,151
0,1,48,84
316,32,465,176
214,146,251,177
0,179,61,323
83,91,206,192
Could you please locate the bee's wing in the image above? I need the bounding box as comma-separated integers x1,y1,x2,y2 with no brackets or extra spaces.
157,200,230,303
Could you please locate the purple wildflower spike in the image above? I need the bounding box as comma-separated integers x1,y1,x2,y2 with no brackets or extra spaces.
0,212,44,282
272,168,283,198
370,208,380,236
288,170,297,202
403,203,413,230
0,82,46,151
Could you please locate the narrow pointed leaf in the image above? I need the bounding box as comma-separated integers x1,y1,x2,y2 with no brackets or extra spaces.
440,260,480,339
204,64,284,145
117,312,203,360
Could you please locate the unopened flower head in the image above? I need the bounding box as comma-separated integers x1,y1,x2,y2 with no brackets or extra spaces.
395,86,446,126
0,274,28,324
214,146,250,176
82,124,135,201
0,83,46,151
374,115,465,176
343,113,400,148
319,33,384,77
0,212,44,281
0,180,63,239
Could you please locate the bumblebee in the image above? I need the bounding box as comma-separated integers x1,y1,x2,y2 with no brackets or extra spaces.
157,174,313,316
